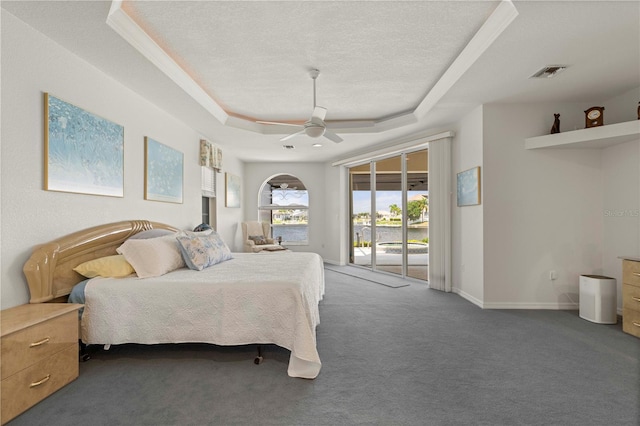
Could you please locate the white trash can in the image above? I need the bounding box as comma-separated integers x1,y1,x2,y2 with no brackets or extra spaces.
579,275,617,324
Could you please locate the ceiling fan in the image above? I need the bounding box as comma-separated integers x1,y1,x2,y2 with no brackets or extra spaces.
257,69,343,143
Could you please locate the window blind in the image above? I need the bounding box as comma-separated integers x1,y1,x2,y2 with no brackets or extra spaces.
201,166,216,198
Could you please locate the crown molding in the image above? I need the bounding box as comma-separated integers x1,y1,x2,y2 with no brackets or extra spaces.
106,0,516,138
414,0,519,118
106,1,229,124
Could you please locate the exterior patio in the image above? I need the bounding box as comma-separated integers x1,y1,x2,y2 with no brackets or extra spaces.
352,246,429,281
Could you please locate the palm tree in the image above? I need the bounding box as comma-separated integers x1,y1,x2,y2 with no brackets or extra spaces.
389,203,401,217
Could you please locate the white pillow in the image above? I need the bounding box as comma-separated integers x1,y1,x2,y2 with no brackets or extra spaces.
116,234,185,278
128,229,175,240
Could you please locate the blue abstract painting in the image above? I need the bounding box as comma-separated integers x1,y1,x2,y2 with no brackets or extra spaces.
45,94,124,197
145,137,183,203
457,167,481,206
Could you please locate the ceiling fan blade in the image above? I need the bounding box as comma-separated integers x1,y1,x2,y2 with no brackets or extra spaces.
256,120,303,128
323,130,343,143
312,106,327,121
280,129,306,142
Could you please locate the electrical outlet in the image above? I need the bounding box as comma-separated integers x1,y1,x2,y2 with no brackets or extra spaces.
549,270,557,281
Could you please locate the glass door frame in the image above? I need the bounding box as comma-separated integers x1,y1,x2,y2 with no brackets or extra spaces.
348,147,427,281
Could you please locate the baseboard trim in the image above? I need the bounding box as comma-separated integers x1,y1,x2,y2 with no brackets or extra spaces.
481,302,579,310
452,288,484,308
452,288,580,310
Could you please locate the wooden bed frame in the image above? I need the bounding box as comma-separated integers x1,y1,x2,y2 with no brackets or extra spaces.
23,220,178,303
22,219,324,377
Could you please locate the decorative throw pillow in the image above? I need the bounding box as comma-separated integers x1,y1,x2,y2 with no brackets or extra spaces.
116,234,185,278
176,231,233,271
73,255,135,278
249,235,267,245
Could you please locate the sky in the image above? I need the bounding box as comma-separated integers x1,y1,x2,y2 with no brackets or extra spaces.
353,191,427,214
270,189,427,213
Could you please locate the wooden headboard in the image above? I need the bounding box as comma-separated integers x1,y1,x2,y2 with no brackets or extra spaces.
23,220,178,303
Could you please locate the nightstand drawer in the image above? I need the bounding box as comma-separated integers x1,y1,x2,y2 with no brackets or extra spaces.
1,345,78,424
622,309,640,338
623,284,640,313
623,260,640,287
1,311,78,380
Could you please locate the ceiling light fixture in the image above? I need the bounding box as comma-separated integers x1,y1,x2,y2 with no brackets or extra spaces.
312,143,323,148
305,124,325,138
530,65,567,79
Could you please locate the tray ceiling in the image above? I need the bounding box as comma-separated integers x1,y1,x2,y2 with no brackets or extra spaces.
2,1,639,162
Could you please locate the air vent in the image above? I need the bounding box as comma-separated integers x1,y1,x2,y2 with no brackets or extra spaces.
530,65,567,79
282,145,295,150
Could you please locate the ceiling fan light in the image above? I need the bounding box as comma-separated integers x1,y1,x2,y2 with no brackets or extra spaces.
305,126,325,138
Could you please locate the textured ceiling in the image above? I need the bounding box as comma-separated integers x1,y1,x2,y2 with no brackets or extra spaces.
2,1,639,163
123,1,496,122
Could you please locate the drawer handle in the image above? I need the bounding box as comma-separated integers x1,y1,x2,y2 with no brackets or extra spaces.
29,375,51,388
633,297,640,302
634,273,640,277
29,337,50,347
633,322,640,328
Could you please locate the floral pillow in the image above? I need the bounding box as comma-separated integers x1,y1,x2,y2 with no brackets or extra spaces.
248,235,267,245
176,231,233,271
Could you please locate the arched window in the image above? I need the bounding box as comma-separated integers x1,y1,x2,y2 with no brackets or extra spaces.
258,174,308,245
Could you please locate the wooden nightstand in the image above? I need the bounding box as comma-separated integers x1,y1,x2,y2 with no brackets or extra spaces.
1,303,82,424
622,259,640,338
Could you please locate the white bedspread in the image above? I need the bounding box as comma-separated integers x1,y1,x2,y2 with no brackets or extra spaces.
82,252,324,379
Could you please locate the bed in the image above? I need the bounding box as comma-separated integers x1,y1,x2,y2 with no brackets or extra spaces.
23,220,324,379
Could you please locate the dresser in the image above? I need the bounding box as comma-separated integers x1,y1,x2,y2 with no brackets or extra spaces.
1,303,82,424
622,258,640,338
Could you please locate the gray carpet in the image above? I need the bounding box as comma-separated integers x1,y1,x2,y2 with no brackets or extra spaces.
8,269,639,425
324,263,410,288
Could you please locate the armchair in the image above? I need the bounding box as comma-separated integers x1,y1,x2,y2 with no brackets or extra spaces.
241,221,282,253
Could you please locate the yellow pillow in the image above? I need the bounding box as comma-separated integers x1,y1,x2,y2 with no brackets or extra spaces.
73,255,135,278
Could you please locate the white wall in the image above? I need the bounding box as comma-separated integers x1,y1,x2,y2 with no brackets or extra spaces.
601,87,640,309
482,103,604,309
0,12,243,308
602,141,640,308
215,160,245,252
451,105,484,304
473,88,639,311
243,162,329,259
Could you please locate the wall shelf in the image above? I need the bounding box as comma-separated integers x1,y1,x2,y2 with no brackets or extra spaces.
525,120,640,150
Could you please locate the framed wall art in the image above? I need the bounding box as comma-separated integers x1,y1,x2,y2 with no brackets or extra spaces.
44,93,124,197
456,166,481,207
199,139,222,171
225,173,241,208
144,137,183,203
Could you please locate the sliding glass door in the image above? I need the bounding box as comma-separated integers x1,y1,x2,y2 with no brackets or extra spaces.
349,149,428,281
